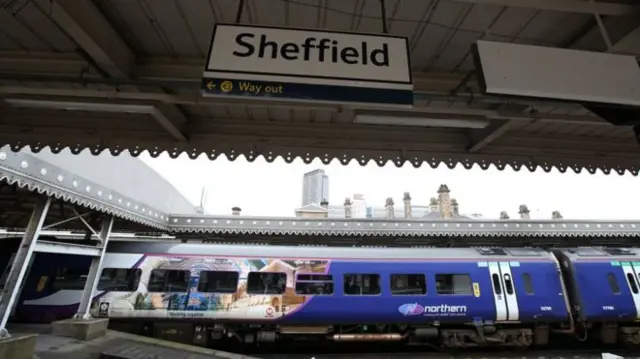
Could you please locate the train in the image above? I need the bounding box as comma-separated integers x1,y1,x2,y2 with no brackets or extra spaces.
2,237,640,349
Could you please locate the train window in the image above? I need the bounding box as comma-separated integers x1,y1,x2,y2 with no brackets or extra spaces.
627,273,639,294
198,271,239,293
522,273,534,294
247,272,287,295
343,274,381,295
147,270,190,292
491,274,502,295
97,268,141,291
390,274,426,295
52,267,89,290
503,274,514,295
607,273,620,294
435,274,472,295
295,274,334,295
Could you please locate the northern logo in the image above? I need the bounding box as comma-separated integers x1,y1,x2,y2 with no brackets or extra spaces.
398,303,468,316
398,303,424,316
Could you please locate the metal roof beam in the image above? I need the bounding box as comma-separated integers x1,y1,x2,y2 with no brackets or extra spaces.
467,119,524,152
37,0,135,78
448,0,639,16
612,25,640,55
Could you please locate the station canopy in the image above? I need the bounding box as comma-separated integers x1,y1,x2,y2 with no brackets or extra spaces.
0,0,640,174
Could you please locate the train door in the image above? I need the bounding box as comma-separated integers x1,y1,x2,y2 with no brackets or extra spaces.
620,263,640,319
488,262,520,322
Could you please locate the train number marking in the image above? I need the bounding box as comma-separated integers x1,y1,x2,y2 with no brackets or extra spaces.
540,306,552,311
602,306,615,311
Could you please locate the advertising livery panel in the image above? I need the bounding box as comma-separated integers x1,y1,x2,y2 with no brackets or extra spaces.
202,24,413,106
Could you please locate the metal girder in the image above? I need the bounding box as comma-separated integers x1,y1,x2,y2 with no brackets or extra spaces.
612,25,640,55
467,119,527,152
20,0,189,142
33,0,134,78
34,240,102,256
448,0,639,16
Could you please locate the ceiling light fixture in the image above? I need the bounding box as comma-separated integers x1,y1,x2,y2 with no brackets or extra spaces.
354,113,491,129
3,99,153,114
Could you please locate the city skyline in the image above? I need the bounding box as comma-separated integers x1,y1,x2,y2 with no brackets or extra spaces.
139,154,634,220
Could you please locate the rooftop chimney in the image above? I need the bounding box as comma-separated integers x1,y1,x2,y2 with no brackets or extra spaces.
519,205,530,220
552,211,563,220
500,211,510,220
451,199,459,216
385,197,395,219
231,206,241,216
344,198,353,219
320,199,329,209
403,192,412,219
437,184,452,219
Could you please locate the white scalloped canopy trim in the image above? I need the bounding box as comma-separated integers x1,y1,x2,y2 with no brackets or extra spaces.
0,174,167,230
9,142,640,176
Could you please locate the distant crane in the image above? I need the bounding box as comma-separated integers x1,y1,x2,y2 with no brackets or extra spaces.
195,187,208,214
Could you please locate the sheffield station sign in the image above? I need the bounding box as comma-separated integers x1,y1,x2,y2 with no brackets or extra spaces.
202,24,413,106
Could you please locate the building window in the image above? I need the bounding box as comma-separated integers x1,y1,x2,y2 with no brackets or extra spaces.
607,273,620,294
147,269,190,292
97,268,141,291
198,271,239,293
295,274,334,295
390,274,426,295
435,274,472,295
343,274,380,295
247,272,287,294
522,273,534,294
52,267,88,290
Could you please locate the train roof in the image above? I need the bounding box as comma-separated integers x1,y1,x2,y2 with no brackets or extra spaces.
555,247,640,260
107,241,556,261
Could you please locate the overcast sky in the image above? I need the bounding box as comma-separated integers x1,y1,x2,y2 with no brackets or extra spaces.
139,153,640,220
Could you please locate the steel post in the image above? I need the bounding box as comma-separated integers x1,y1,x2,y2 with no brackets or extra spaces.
0,197,51,338
73,215,114,320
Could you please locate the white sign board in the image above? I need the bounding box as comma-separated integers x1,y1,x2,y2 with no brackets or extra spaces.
204,24,412,91
473,40,640,106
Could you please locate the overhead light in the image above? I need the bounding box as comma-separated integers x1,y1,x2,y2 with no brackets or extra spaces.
3,99,153,114
354,113,490,129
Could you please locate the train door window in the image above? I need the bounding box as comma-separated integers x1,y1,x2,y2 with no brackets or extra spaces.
435,274,472,295
627,273,639,294
503,274,514,295
521,273,534,294
295,274,334,295
390,274,426,295
97,268,141,291
147,270,190,292
52,267,89,290
198,271,239,293
491,274,502,295
343,274,381,295
247,272,287,294
607,273,620,294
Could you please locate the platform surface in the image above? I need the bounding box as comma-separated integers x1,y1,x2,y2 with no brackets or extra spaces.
7,324,256,359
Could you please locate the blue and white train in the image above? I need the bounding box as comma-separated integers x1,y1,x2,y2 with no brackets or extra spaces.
1,238,640,348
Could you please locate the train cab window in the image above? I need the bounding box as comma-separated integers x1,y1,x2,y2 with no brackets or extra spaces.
344,274,381,295
435,274,472,295
147,269,190,292
627,273,639,294
607,273,620,294
247,272,287,294
97,268,141,291
198,271,239,293
52,267,89,290
390,274,426,295
522,273,534,294
295,274,334,295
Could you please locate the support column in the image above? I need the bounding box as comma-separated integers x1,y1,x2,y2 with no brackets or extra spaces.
74,215,114,319
0,197,51,338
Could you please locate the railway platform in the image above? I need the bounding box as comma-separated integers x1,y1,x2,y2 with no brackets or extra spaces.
2,323,257,359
